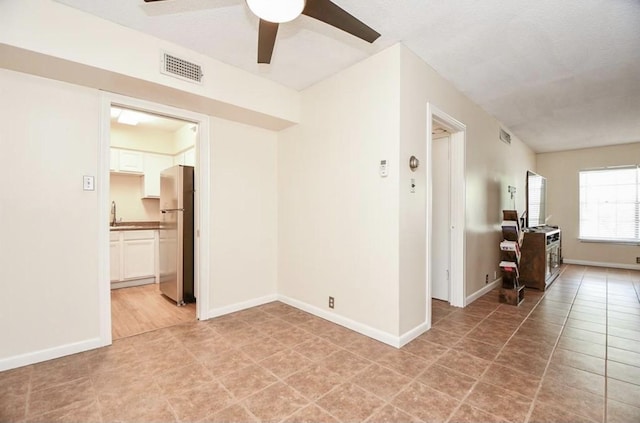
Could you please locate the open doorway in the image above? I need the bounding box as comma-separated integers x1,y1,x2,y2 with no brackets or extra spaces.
109,106,197,339
426,104,466,327
97,94,211,346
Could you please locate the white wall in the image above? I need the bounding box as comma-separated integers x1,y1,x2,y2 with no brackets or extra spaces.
537,142,640,268
0,69,102,363
209,118,279,312
278,47,402,339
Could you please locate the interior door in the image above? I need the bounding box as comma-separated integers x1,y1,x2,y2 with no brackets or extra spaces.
432,135,451,301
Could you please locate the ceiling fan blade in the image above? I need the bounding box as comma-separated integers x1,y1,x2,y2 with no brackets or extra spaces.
258,19,279,64
302,0,380,43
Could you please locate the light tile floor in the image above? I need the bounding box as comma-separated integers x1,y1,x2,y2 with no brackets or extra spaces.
1,264,639,422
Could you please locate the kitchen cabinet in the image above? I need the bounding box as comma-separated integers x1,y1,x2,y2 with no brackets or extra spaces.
112,149,144,174
123,230,156,279
184,148,196,166
110,229,158,287
110,232,121,282
109,149,119,172
141,153,173,198
173,147,195,166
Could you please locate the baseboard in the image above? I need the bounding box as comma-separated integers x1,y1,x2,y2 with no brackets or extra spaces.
110,277,155,290
398,321,430,348
563,259,640,271
0,337,103,372
278,295,412,348
202,294,278,320
466,277,501,305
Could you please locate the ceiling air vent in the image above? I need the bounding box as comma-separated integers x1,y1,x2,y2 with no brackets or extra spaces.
499,128,511,145
161,52,203,84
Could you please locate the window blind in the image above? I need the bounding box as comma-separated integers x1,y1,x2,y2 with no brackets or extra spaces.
579,165,640,243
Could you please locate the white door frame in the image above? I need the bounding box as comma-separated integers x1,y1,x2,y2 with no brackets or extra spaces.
98,92,211,346
425,103,466,326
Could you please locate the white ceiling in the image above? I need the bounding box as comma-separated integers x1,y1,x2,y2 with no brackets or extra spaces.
54,0,640,153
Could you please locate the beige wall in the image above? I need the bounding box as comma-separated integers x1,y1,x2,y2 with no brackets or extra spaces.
0,0,300,129
397,46,536,332
0,69,280,369
110,124,176,155
109,174,160,222
278,47,402,338
0,69,101,361
278,45,536,342
210,118,278,310
537,143,640,267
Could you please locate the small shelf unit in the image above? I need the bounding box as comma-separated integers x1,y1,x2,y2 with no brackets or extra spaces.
499,210,525,306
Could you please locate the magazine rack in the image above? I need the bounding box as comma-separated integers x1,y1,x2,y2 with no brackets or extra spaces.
499,210,525,306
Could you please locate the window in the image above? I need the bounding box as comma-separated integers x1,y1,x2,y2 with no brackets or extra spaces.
579,166,640,243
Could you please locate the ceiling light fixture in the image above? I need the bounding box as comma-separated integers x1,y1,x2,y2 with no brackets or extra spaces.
246,0,306,23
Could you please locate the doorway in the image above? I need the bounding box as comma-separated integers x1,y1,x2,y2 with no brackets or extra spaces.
98,94,211,346
431,133,450,302
426,104,466,327
109,107,198,339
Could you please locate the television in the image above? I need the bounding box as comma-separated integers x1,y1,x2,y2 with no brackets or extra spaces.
526,170,547,228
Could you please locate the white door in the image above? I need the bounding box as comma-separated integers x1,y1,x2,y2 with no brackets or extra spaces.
431,135,450,301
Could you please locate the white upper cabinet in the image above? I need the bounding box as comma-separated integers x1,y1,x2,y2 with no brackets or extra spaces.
141,153,173,198
173,147,195,166
116,149,144,173
184,148,196,166
109,148,119,172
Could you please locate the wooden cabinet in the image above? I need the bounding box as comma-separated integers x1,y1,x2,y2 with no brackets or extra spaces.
110,229,158,287
519,227,562,290
141,153,173,198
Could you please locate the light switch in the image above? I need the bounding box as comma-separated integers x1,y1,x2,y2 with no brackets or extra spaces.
83,175,95,191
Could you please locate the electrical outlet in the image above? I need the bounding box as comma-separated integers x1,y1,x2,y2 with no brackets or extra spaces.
494,270,498,280
328,296,335,309
636,257,640,264
485,274,489,284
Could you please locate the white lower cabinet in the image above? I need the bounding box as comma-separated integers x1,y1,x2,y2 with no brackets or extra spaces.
111,230,158,286
110,232,122,281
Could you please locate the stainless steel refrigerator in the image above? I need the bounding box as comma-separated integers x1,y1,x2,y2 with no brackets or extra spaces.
159,165,195,306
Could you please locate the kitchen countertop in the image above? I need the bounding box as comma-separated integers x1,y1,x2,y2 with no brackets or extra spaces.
109,221,161,231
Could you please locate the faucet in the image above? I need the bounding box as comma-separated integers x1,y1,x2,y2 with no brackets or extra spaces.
110,201,117,226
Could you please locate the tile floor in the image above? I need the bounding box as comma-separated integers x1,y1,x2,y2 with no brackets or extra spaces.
1,264,639,422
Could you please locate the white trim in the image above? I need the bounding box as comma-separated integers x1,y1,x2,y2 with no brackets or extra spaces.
98,95,112,347
0,338,102,372
563,259,640,271
278,295,401,348
398,322,430,348
466,277,501,305
99,93,212,348
425,104,467,324
202,294,278,320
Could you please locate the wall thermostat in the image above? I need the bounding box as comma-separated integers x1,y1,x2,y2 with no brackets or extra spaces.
379,160,388,177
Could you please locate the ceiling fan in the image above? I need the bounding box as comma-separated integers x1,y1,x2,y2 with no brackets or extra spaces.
143,0,381,64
